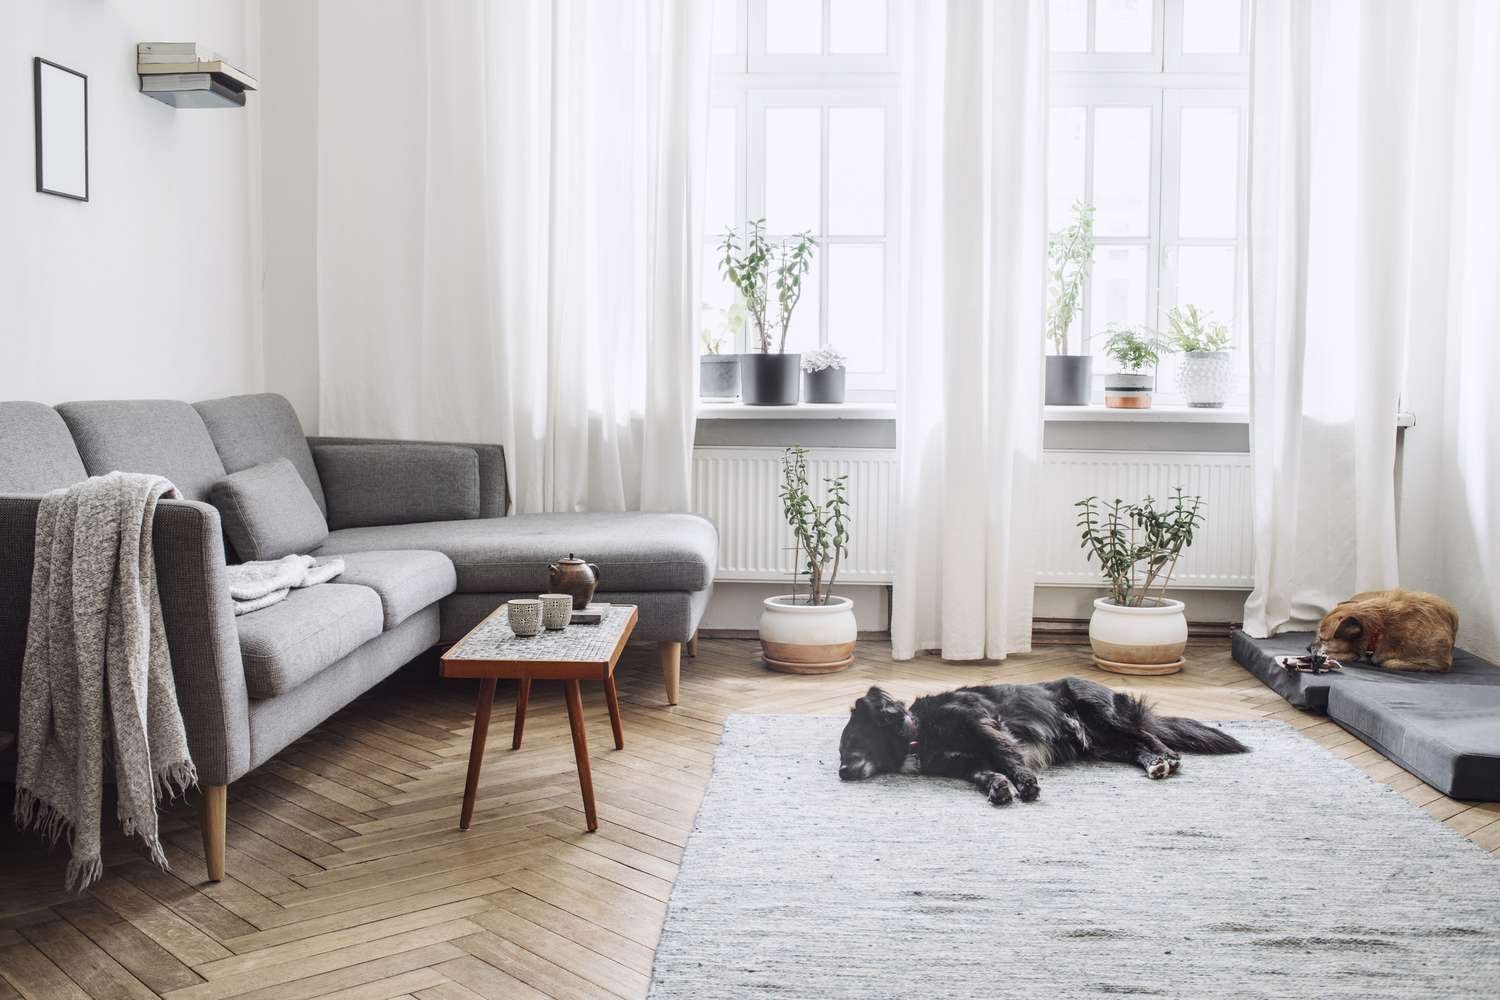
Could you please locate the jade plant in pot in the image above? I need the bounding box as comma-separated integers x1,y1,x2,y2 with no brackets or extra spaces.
699,301,744,400
1075,488,1205,675
1102,326,1166,409
1166,304,1233,408
719,219,817,406
760,446,855,673
801,348,847,404
1044,201,1095,405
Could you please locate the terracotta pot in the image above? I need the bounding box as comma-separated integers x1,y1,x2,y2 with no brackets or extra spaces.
547,554,600,610
1088,597,1187,675
759,595,856,673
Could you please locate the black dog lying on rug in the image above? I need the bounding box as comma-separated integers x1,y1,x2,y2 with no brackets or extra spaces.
838,676,1248,805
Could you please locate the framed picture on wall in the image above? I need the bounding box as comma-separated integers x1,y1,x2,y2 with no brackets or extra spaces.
34,57,89,201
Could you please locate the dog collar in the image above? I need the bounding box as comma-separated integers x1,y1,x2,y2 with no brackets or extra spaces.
902,713,919,753
1364,622,1382,655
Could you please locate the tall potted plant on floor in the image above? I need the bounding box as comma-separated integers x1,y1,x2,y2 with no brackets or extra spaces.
1102,326,1166,409
760,446,856,673
719,220,817,405
1045,202,1095,405
1166,304,1234,408
1075,488,1205,675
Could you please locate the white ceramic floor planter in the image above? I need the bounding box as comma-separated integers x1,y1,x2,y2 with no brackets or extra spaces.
759,595,856,674
1088,598,1187,675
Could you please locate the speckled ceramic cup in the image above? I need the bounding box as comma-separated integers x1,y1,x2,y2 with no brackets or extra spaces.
540,594,573,630
506,598,542,637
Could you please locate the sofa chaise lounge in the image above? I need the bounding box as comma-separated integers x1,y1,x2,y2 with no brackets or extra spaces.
0,393,716,880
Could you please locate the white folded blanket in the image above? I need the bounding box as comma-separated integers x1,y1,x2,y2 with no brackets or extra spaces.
226,555,345,615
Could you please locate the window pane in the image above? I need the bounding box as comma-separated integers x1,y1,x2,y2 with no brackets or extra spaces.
1048,107,1086,233
765,0,821,54
828,108,885,235
1049,0,1087,52
706,107,737,240
712,0,739,55
781,255,821,356
764,108,821,235
1178,107,1239,238
1173,245,1237,334
1090,244,1149,356
1092,107,1152,237
830,0,886,54
827,245,884,371
1182,0,1242,54
1095,0,1154,52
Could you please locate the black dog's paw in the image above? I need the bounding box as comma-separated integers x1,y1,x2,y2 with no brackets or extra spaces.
1013,770,1041,802
1145,756,1172,780
1166,756,1182,775
986,774,1014,806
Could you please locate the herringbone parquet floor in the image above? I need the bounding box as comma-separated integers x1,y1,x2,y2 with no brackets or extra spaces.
2,637,1497,999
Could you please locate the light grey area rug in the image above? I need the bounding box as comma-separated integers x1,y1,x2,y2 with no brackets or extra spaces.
650,717,1500,999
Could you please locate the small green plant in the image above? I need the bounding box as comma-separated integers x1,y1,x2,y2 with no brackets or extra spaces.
779,446,850,606
1075,488,1206,607
1046,201,1095,354
1103,326,1167,372
718,220,817,354
1165,304,1231,353
701,297,746,355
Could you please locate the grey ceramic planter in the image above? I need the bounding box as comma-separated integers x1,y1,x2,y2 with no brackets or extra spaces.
802,367,846,404
1045,355,1092,406
699,355,740,400
739,353,801,405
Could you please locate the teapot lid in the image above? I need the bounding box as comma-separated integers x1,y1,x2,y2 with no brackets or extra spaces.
557,553,585,564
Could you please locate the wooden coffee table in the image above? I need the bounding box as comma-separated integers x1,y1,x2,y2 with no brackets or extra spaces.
441,603,638,833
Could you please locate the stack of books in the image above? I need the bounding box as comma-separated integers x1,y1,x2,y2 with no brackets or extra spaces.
137,42,258,109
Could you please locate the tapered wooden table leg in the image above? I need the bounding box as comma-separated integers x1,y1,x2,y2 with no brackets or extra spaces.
460,678,497,831
563,679,598,832
512,677,531,750
604,674,624,750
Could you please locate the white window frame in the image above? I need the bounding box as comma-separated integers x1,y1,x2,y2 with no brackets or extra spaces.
708,0,901,400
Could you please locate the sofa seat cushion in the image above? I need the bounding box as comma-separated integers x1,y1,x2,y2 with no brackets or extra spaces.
336,550,457,629
1328,683,1500,801
317,512,718,593
237,584,383,698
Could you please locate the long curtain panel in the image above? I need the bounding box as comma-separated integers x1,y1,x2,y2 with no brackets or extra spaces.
891,0,1048,661
315,0,710,513
1244,0,1500,645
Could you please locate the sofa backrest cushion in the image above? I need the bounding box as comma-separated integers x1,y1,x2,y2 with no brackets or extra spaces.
0,402,87,494
194,393,327,516
56,399,226,502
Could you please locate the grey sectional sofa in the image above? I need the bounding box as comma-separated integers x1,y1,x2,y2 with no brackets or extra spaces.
0,393,715,881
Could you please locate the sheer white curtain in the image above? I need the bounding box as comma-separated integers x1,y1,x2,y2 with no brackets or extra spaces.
315,0,710,513
891,0,1048,661
1244,0,1500,641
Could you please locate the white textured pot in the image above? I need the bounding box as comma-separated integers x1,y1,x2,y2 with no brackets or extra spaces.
759,595,856,674
1176,351,1233,408
1088,597,1187,675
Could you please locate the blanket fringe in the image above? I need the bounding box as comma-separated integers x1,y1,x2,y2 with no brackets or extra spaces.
155,759,200,801
13,787,76,849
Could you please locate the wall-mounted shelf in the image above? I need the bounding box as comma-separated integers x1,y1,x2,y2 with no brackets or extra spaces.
138,42,257,108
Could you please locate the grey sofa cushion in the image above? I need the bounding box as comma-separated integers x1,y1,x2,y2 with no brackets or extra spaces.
57,399,226,502
237,583,383,698
195,393,327,515
1329,683,1500,800
314,443,480,530
317,511,718,594
209,459,330,561
0,402,87,493
336,549,457,629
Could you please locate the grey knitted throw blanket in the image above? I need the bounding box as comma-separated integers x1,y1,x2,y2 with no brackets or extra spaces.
15,472,198,891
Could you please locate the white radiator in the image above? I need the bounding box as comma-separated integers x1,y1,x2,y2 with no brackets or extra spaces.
691,447,898,584
1037,450,1254,589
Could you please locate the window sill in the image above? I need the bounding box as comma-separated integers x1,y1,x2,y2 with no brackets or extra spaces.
697,401,896,421
1044,404,1249,424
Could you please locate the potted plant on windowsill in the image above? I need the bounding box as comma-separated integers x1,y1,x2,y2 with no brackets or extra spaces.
801,348,847,404
760,446,855,673
1075,488,1206,675
1045,201,1095,406
1166,304,1234,408
1102,326,1166,409
699,301,745,400
719,219,817,406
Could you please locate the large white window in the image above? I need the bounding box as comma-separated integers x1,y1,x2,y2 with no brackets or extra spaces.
1048,0,1250,404
705,0,900,398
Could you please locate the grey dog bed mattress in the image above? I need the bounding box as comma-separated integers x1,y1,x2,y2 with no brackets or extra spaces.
1232,629,1500,800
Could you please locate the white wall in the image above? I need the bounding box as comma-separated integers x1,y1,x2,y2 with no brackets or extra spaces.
0,0,261,405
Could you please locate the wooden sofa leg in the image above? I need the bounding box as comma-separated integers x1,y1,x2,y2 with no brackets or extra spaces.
659,641,682,706
200,785,227,883
686,631,699,658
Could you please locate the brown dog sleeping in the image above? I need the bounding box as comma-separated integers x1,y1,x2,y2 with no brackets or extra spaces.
1312,589,1458,672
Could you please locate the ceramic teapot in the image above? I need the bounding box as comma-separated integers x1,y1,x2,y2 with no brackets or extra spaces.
548,554,600,610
